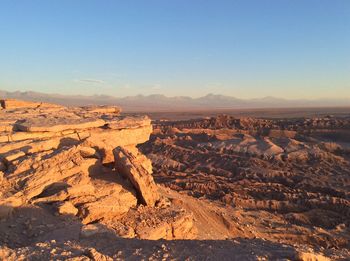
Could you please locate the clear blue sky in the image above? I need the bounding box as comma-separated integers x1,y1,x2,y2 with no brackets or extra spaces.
1,1,349,98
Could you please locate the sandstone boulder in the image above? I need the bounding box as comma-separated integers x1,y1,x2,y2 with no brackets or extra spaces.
57,201,78,216
114,146,160,206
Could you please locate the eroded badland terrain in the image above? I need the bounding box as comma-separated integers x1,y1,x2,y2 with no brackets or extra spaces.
0,99,349,260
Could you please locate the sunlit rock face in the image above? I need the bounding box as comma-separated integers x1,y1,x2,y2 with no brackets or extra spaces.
0,99,196,243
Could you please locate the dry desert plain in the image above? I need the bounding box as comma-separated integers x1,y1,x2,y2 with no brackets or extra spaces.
0,99,349,260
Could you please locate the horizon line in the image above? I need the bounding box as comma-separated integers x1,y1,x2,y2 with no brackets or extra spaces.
2,89,350,101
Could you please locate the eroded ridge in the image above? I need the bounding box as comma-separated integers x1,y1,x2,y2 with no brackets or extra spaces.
140,114,350,259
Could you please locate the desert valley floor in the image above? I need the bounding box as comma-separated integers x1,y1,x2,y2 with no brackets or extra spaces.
0,99,349,260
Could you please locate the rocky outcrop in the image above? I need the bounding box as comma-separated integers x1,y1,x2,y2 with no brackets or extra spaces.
0,99,197,242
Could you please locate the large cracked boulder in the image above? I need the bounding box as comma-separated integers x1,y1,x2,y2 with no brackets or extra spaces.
114,146,160,206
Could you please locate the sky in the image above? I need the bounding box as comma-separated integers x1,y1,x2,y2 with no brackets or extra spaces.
0,1,349,99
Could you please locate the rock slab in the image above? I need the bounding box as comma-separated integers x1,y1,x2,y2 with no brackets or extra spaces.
15,118,106,132
114,146,160,206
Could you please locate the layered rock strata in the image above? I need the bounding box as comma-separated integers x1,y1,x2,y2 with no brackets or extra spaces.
0,99,196,241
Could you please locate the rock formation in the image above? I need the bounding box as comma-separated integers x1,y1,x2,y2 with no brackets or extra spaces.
0,99,196,241
114,146,160,206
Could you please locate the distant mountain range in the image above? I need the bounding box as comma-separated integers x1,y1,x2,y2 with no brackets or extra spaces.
1,90,350,112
